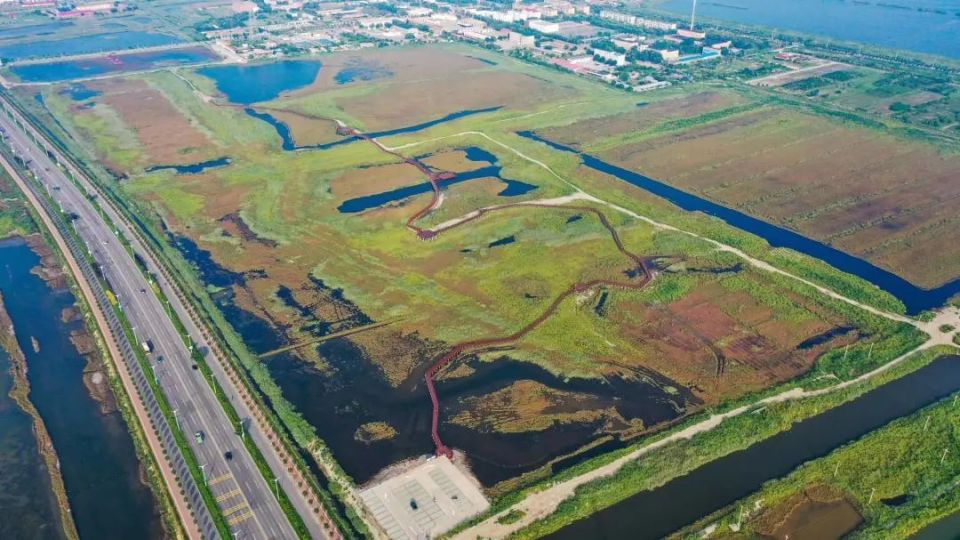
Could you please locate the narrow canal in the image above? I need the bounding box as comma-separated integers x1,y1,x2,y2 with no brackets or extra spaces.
0,238,164,539
548,354,960,540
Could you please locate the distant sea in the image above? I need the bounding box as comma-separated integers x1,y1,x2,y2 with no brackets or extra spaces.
657,0,960,59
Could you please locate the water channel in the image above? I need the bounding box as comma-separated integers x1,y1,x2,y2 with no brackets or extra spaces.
0,238,163,539
549,354,960,539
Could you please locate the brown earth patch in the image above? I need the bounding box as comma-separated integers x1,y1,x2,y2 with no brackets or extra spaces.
592,106,960,288
611,279,845,403
449,379,624,434
754,485,863,540
338,70,572,131
86,78,218,166
289,47,496,95
539,91,744,149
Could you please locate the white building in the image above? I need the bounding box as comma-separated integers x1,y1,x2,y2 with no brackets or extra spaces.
528,19,560,34
594,48,627,66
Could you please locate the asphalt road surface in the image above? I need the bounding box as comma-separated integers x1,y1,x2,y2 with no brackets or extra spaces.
0,104,322,539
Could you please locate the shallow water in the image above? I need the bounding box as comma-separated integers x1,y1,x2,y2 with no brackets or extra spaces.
12,47,219,83
0,345,65,540
0,238,163,539
658,0,960,59
0,31,181,61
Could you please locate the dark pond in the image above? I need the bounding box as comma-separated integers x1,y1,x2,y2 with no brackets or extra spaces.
0,31,181,61
337,145,537,213
658,0,960,59
0,238,163,539
146,156,231,175
266,347,690,486
334,61,393,85
488,235,516,248
12,47,220,83
518,131,960,314
549,354,960,540
59,83,101,101
466,55,498,66
198,60,323,104
0,341,66,540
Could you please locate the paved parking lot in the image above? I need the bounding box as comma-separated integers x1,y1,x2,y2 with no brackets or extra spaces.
360,456,489,539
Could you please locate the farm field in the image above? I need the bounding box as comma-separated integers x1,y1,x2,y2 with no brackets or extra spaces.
539,89,960,289
15,43,925,492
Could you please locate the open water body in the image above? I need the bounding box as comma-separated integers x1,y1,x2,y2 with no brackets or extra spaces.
197,60,323,104
518,131,960,314
145,156,231,175
550,354,960,540
0,31,181,62
657,0,960,59
0,238,163,539
12,47,220,83
0,21,73,41
0,342,65,540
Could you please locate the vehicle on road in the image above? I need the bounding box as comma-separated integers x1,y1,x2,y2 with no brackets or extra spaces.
142,339,154,354
195,431,205,444
224,451,233,461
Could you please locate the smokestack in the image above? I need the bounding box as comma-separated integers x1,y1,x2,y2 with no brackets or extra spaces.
690,0,698,30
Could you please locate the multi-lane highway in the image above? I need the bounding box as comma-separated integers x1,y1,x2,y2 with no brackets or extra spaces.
0,99,332,539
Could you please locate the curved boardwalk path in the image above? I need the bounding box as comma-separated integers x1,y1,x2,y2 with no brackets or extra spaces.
344,124,659,456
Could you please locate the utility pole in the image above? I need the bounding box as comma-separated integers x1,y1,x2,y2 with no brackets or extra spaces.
942,448,950,465
833,462,840,478
173,408,180,431
690,0,698,30
924,415,931,432
273,478,280,501
868,487,876,505
200,464,207,486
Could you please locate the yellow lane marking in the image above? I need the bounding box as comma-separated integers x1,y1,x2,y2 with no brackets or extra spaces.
216,488,242,503
223,502,249,516
209,473,233,486
228,510,253,526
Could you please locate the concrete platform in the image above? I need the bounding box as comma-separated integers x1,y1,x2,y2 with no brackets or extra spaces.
359,456,489,539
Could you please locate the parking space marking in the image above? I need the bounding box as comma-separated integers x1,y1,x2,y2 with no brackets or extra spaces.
228,510,254,526
209,473,233,487
216,488,242,503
